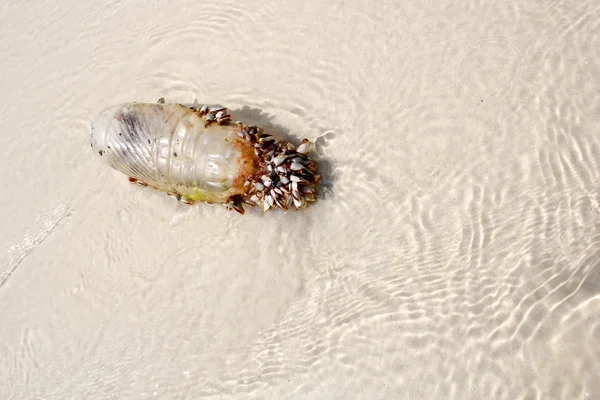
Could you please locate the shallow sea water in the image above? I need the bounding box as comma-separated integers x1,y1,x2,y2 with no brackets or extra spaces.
1,1,599,399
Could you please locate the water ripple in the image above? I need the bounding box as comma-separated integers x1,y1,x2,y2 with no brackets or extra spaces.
2,0,600,399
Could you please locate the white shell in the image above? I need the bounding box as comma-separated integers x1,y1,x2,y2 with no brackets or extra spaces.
91,103,247,202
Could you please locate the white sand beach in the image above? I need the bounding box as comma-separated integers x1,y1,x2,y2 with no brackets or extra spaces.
1,1,599,398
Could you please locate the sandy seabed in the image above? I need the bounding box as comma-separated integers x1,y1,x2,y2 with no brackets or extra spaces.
1,1,599,399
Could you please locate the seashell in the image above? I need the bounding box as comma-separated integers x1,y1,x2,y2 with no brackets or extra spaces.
289,175,307,183
90,100,321,214
293,196,304,209
285,195,293,209
297,141,309,154
263,199,271,212
273,154,287,166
